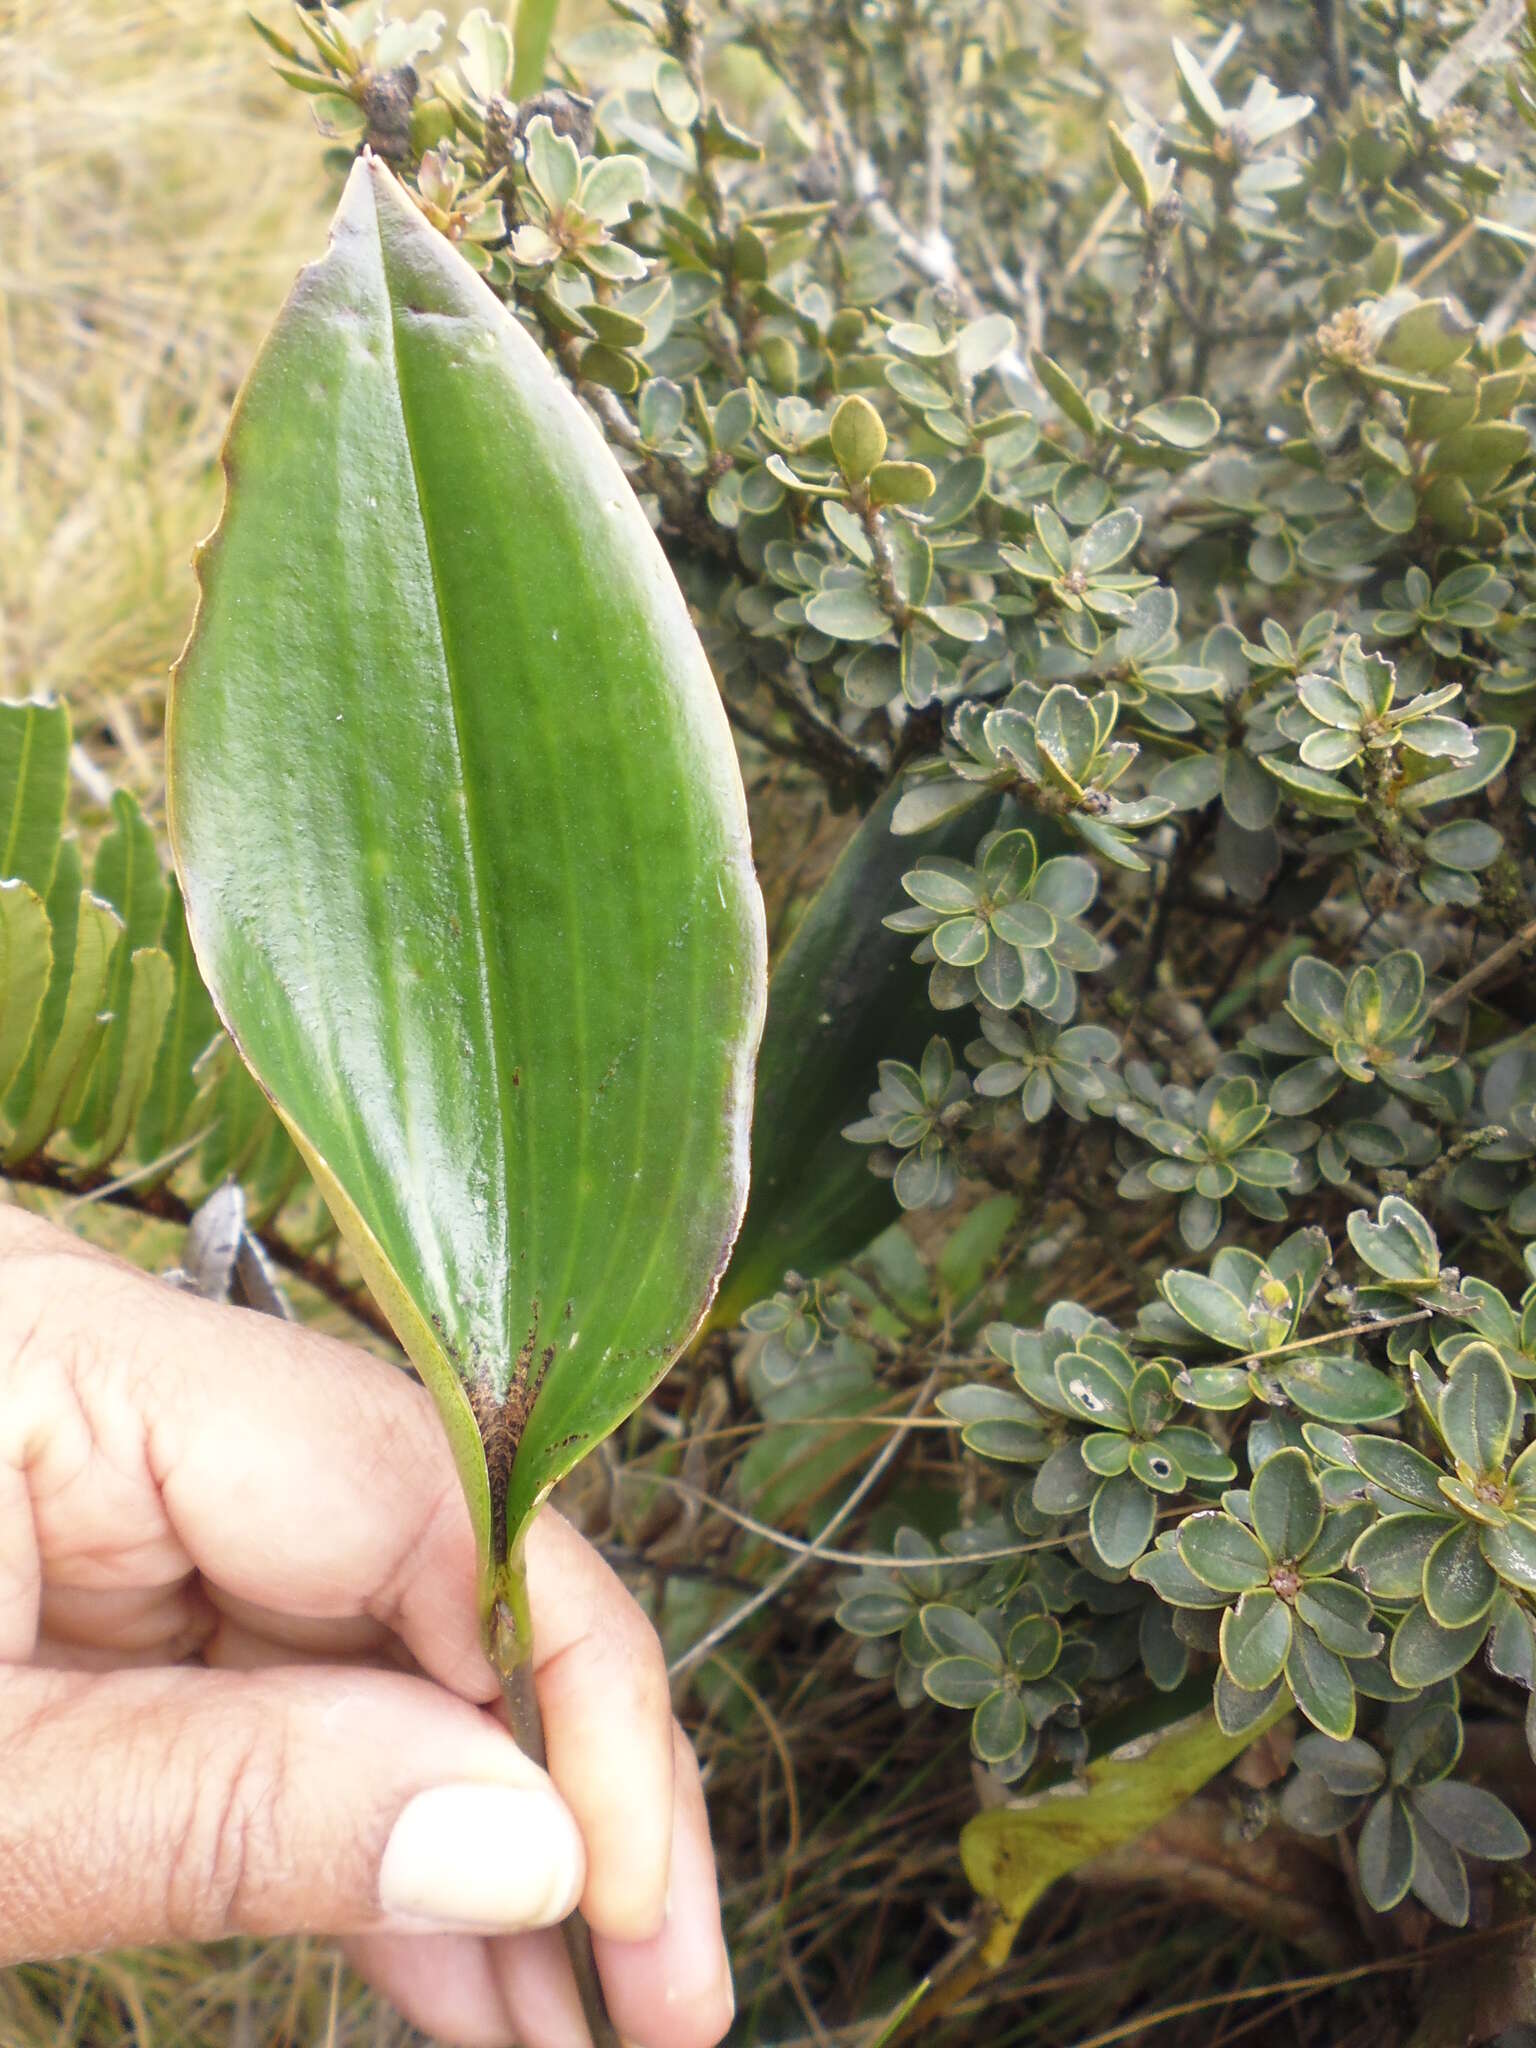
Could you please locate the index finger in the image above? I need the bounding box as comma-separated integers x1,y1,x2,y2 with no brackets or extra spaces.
0,1209,680,1933
1,1207,492,1697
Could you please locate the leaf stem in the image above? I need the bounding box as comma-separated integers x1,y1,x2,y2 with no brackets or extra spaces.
1424,916,1536,1020
489,1567,622,2048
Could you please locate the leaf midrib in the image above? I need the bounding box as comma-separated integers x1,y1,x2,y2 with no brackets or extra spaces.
369,195,515,1383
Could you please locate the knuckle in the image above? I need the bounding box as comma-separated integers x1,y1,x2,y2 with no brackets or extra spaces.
0,1247,89,1389
163,1685,288,1941
609,1597,672,1729
0,1225,143,1427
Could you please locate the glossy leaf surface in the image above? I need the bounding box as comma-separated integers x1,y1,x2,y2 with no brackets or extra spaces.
713,783,987,1322
713,792,1063,1325
169,158,765,1581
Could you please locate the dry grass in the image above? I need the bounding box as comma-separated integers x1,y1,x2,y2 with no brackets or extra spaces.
0,0,332,816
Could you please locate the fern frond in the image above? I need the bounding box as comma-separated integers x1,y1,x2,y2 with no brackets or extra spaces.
0,697,385,1333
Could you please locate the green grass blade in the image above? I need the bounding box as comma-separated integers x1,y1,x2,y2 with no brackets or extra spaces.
69,792,169,1152
0,698,70,900
73,946,176,1171
0,881,53,1101
512,0,560,96
5,887,123,1165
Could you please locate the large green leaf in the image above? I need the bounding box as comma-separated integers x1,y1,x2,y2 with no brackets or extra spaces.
167,158,764,1612
712,783,1012,1326
961,1682,1290,1960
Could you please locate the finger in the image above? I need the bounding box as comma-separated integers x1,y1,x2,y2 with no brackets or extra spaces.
0,1460,38,1661
524,1511,675,1941
483,1728,731,2048
204,1586,398,1663
0,1209,492,1697
343,1930,514,2048
593,1727,733,2048
0,1662,585,1961
201,1611,397,1674
490,1928,592,2048
39,1579,212,1659
1,1212,684,1945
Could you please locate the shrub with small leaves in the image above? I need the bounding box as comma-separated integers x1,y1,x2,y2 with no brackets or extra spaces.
967,1011,1119,1122
740,1272,864,1388
896,686,1176,871
1150,1234,1405,1424
885,828,1106,1019
1110,1069,1303,1250
843,1035,969,1210
261,0,1536,1986
1248,950,1463,1124
1281,1699,1529,1923
1136,1447,1381,1739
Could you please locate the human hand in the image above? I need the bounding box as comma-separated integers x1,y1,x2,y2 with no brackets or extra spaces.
0,1207,732,2048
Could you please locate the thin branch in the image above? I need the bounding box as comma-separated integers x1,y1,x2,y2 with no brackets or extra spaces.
1229,1309,1430,1368
4,1156,393,1341
722,694,833,767
667,1369,940,1677
850,480,912,629
1108,193,1183,431
572,371,734,560
758,662,887,798
1399,1125,1509,1205
644,1469,1082,1570
1060,23,1243,286
1425,916,1536,1020
817,66,958,290
1136,809,1215,998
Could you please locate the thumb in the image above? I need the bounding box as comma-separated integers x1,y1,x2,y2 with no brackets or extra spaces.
0,1663,586,1960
